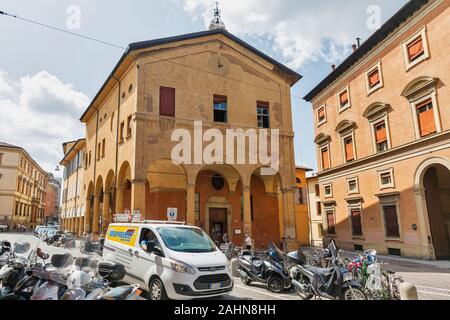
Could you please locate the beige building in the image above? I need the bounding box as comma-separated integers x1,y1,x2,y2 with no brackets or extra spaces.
62,20,303,249
60,139,86,236
304,0,450,259
0,142,48,230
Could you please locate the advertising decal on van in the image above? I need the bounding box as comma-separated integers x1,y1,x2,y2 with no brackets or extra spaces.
107,226,139,246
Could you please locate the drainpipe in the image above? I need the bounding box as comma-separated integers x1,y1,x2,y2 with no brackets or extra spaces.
73,148,79,234
111,76,122,212
306,178,313,247
91,106,100,232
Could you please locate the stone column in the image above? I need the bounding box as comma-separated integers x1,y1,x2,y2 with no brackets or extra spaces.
85,196,92,233
243,186,252,236
115,186,125,214
187,184,196,225
282,188,298,249
92,194,101,235
131,180,146,219
102,191,111,235
78,217,84,236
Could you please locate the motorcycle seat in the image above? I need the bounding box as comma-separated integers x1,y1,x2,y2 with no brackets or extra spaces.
305,265,334,276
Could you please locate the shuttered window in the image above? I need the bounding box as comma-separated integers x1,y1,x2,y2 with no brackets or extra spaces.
339,90,349,107
368,68,380,88
351,209,363,236
160,87,176,117
344,136,354,162
326,210,336,235
416,99,436,137
407,36,424,62
321,147,330,170
375,121,388,153
317,107,326,123
383,205,400,238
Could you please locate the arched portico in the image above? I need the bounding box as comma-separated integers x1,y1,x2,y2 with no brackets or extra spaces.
85,182,94,233
414,157,450,260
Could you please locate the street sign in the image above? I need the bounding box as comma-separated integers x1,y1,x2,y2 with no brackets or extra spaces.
167,208,178,221
132,210,142,223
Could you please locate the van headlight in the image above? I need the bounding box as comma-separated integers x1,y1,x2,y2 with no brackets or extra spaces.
170,259,196,275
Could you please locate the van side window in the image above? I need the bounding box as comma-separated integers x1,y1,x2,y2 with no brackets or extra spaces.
139,228,160,250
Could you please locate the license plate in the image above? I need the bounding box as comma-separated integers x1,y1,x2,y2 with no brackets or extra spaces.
209,283,222,290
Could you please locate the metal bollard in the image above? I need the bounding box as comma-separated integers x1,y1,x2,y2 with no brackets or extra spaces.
400,282,418,300
231,258,240,278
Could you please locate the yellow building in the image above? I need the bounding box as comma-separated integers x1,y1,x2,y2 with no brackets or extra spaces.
62,20,303,249
295,166,313,246
60,139,86,236
304,0,450,259
0,142,48,230
306,175,324,248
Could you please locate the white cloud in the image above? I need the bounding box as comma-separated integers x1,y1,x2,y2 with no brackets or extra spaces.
0,71,89,174
177,0,403,69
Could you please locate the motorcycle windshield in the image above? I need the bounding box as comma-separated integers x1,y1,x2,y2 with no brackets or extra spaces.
13,236,42,264
268,243,284,262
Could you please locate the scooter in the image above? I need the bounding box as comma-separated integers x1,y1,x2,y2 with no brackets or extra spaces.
288,239,366,300
30,253,74,300
0,243,32,299
237,243,291,293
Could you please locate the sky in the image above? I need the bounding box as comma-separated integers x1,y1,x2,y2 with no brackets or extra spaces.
0,0,408,178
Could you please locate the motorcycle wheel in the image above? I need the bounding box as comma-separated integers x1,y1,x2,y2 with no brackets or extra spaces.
294,276,314,300
267,276,283,293
343,287,367,300
239,272,252,285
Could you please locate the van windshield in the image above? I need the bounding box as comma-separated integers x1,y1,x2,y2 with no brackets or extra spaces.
156,227,217,253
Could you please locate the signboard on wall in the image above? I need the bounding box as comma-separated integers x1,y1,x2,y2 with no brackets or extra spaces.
167,208,178,221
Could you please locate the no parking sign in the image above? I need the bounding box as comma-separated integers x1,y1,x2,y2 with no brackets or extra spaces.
167,208,178,221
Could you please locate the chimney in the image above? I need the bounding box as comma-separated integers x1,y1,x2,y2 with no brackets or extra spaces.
331,64,336,71
356,37,361,47
352,44,357,52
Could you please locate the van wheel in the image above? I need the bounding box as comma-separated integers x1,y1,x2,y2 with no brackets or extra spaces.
148,277,168,301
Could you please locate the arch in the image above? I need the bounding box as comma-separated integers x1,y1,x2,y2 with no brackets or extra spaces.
401,76,438,98
147,159,187,190
314,133,331,145
86,181,94,197
335,120,357,134
414,156,450,189
196,164,243,192
250,166,282,193
105,170,115,192
118,161,131,186
363,102,392,119
95,175,104,194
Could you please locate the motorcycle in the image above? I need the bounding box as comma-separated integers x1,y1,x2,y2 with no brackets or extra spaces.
80,233,104,256
0,242,34,299
30,253,74,300
288,239,366,300
62,257,141,300
238,243,291,293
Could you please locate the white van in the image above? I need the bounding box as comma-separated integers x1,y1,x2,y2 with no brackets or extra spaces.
103,221,234,300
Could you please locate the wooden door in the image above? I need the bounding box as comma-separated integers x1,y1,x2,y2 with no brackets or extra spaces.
209,208,228,244
424,167,450,259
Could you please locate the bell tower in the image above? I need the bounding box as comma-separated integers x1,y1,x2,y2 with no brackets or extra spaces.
209,2,226,30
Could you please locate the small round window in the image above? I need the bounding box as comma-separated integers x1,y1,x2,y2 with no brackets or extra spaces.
212,174,225,191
